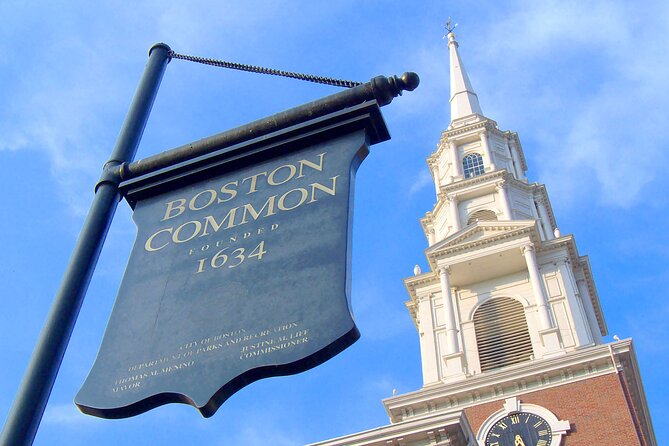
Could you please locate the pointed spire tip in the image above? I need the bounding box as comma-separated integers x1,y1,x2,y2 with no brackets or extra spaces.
446,21,484,123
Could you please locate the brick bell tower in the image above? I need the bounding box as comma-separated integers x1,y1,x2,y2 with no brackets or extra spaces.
311,26,657,446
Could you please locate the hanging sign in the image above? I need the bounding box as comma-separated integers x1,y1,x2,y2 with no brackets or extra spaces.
75,101,389,418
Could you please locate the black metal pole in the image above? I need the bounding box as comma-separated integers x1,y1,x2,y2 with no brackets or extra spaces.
0,43,171,446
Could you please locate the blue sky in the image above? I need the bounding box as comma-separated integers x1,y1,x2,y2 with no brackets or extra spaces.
1,1,667,444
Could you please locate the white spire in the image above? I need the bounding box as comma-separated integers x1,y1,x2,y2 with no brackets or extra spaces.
447,29,483,124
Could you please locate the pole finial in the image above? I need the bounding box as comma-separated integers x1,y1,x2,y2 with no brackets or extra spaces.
445,17,458,35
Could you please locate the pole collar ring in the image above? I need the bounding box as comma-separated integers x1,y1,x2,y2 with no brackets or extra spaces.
95,161,127,193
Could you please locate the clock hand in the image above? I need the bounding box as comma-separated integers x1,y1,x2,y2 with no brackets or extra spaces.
514,434,526,446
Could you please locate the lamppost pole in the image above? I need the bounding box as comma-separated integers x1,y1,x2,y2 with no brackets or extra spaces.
0,43,171,446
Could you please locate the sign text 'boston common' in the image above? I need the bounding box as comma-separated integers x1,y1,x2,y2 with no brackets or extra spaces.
75,96,416,418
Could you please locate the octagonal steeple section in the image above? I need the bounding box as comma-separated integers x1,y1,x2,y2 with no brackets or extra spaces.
422,30,554,247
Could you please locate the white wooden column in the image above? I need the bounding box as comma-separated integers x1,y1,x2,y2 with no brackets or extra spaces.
556,257,593,345
447,195,461,232
522,245,552,330
426,228,435,245
536,198,555,240
430,160,441,196
418,294,439,384
577,279,603,344
439,267,459,355
480,130,496,171
496,182,513,219
449,141,463,178
508,138,526,180
532,200,549,240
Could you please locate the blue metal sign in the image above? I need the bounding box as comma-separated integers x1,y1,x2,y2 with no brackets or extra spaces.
75,101,389,418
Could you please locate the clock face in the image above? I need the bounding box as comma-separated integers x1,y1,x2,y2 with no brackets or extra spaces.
484,412,552,446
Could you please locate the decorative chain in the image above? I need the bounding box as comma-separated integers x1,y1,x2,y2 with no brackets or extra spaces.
168,51,362,88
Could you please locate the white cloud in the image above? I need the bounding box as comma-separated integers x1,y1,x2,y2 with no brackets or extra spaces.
154,0,285,53
393,44,450,121
466,0,669,209
225,413,304,446
43,403,100,426
0,1,291,218
353,280,412,342
0,0,368,220
366,374,408,399
622,298,669,354
408,168,433,195
0,32,130,217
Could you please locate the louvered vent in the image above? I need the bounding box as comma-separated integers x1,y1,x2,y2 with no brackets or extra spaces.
474,297,533,372
467,209,498,225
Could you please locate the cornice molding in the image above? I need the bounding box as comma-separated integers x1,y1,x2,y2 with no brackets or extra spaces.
438,168,541,198
405,300,419,330
442,118,499,138
504,130,528,171
614,342,658,446
532,185,557,231
382,341,634,424
307,409,474,446
538,236,606,335
426,120,489,163
440,169,508,196
404,273,440,310
426,221,539,260
404,272,439,290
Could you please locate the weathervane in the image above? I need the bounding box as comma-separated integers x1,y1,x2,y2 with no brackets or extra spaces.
444,17,458,36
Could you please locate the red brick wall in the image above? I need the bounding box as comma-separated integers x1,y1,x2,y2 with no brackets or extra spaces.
464,372,643,445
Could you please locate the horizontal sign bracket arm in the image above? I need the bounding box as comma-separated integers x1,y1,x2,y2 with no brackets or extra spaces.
123,72,419,181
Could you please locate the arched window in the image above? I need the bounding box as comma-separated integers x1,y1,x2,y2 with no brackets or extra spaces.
474,297,533,372
467,209,498,225
463,153,485,178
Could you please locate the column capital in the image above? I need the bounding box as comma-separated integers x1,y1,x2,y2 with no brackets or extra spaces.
438,266,451,276
521,244,535,255
534,193,548,207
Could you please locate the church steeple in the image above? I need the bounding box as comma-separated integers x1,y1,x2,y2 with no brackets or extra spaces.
413,25,607,386
446,24,483,126
312,22,656,446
